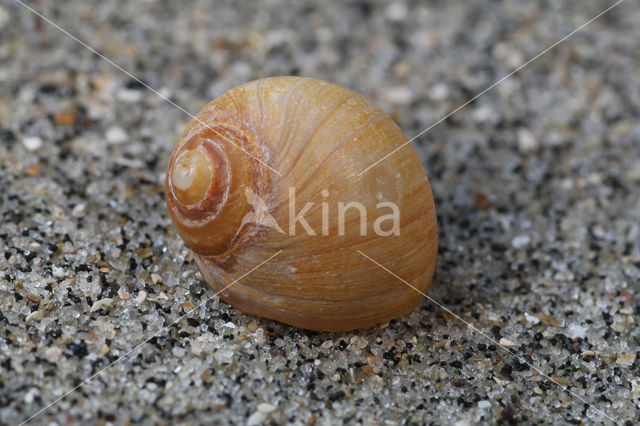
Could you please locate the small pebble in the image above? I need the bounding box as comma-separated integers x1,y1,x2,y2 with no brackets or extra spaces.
247,411,267,426
257,403,277,414
26,164,41,176
617,353,636,368
452,378,465,388
52,265,65,278
71,203,86,217
511,235,530,249
24,388,39,405
44,346,62,361
478,400,491,409
429,83,449,101
26,293,40,304
53,112,76,126
26,311,44,322
191,342,203,357
473,192,493,210
106,126,128,144
90,298,113,313
22,136,43,151
379,86,414,105
136,248,152,258
551,377,571,386
523,313,540,325
566,323,587,339
517,128,539,153
499,338,515,348
116,88,143,103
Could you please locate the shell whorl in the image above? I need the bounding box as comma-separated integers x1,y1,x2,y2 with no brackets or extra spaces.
168,135,229,222
166,116,268,256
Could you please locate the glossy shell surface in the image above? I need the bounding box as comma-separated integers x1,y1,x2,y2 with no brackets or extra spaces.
165,76,438,331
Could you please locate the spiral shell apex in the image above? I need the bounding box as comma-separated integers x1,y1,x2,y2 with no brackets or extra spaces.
165,76,438,332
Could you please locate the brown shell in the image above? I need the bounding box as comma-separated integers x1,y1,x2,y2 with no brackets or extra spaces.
165,76,438,332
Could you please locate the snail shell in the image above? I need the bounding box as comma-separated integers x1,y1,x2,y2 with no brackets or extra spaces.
165,76,437,332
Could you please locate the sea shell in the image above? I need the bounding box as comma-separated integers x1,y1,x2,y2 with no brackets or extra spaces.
165,76,437,331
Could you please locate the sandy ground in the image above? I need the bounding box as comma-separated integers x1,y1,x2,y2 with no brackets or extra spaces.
1,1,639,424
